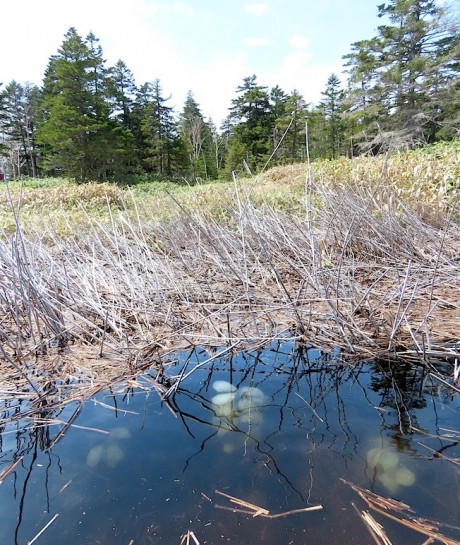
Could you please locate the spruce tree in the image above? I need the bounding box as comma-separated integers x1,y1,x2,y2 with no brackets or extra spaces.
1,81,40,177
108,59,138,129
227,75,272,174
344,0,460,149
179,91,214,179
37,28,134,181
135,79,181,176
319,74,345,158
272,89,308,162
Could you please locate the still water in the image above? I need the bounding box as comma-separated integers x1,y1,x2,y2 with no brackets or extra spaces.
0,341,459,544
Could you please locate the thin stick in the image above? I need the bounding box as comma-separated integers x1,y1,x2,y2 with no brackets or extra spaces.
416,441,460,466
180,530,200,545
59,480,72,493
214,489,322,518
215,489,269,516
27,514,59,545
265,505,323,518
0,456,24,483
294,392,324,422
69,424,110,434
352,503,394,545
45,404,82,451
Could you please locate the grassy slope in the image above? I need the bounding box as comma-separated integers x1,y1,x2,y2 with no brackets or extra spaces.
1,141,459,235
0,141,459,403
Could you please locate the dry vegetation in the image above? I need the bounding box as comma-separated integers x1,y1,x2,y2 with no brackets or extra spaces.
1,143,459,417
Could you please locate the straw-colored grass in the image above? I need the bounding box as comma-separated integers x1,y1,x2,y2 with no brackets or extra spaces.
0,142,459,420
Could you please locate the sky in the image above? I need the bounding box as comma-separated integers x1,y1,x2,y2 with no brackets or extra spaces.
0,0,453,125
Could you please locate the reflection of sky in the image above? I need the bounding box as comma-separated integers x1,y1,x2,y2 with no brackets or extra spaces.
0,341,459,544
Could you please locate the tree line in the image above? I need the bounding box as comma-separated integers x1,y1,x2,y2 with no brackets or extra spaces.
1,0,459,182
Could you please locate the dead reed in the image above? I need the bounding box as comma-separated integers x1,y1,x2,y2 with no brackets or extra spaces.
214,489,322,518
343,479,460,545
0,151,459,422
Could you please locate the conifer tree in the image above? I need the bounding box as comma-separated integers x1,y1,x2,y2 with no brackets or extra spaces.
108,59,138,129
179,91,215,179
0,81,40,177
227,75,272,174
37,28,133,181
269,85,288,160
274,89,308,162
344,0,460,149
135,79,181,176
319,74,345,158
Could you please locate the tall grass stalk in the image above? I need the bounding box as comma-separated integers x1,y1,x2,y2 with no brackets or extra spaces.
0,148,459,406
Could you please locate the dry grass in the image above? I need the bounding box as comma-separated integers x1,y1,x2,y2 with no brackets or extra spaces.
0,144,459,421
343,479,460,545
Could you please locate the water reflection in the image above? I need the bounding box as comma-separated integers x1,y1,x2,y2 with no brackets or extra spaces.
0,341,458,544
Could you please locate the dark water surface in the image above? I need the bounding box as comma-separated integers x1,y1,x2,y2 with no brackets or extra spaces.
1,342,459,544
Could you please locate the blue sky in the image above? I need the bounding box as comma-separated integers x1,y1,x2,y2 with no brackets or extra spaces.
0,0,453,124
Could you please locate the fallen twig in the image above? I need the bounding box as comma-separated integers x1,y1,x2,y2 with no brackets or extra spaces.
342,479,460,545
27,513,59,545
180,530,200,545
214,489,323,519
0,456,24,483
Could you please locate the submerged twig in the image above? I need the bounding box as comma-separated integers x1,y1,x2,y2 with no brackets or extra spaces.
27,513,59,545
214,489,323,518
342,479,460,545
0,456,24,483
180,530,200,545
352,503,394,545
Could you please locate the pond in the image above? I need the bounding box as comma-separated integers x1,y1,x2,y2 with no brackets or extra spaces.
0,341,459,544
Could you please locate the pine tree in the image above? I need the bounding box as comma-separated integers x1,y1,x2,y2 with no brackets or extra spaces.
37,28,134,181
227,75,272,174
0,81,40,177
319,74,345,158
344,0,460,149
179,91,215,179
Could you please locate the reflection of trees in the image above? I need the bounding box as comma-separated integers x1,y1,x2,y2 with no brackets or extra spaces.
0,403,75,545
164,342,362,503
1,341,457,544
368,358,428,444
162,341,459,504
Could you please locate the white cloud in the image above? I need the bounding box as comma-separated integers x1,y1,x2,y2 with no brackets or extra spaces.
262,61,343,107
173,3,194,16
172,52,250,124
242,37,271,47
0,0,349,126
273,50,313,91
289,35,309,50
245,3,269,15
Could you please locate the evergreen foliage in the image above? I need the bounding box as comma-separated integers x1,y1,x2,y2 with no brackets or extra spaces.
0,1,458,182
0,81,40,177
36,28,134,181
180,91,216,179
344,0,460,150
319,74,346,158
